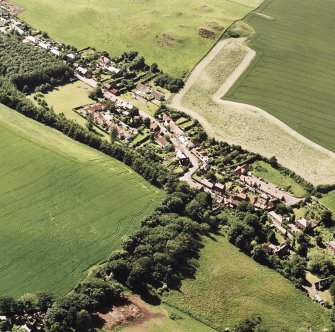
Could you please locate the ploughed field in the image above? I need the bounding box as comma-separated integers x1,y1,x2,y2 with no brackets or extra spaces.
225,0,335,152
12,0,263,76
0,104,164,297
163,232,332,331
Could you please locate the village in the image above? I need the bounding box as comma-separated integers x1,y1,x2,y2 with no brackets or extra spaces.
1,5,335,319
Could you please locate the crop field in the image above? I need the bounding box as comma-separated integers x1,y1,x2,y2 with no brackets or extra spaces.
321,191,335,215
174,38,335,185
13,0,263,76
0,104,164,297
163,233,332,331
252,161,307,198
225,0,335,152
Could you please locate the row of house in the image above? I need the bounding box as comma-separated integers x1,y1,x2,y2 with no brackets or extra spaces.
77,103,135,141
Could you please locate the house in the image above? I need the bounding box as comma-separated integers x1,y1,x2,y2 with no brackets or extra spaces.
235,164,249,176
176,150,189,166
157,135,171,149
111,88,120,96
152,89,165,101
103,83,113,91
136,82,151,94
296,218,312,232
326,241,335,255
265,243,289,258
214,182,225,193
107,66,120,74
100,55,111,67
38,42,50,50
77,67,93,79
161,113,185,136
66,53,78,62
268,211,283,224
83,103,105,114
50,48,61,57
198,178,214,190
233,192,248,202
149,121,160,134
25,35,37,44
178,135,188,145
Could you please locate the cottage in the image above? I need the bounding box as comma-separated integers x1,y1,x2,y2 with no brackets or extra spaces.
107,66,120,74
235,164,249,176
198,178,214,190
296,218,312,232
103,83,113,91
50,48,61,57
25,35,37,44
233,192,248,202
66,53,76,61
38,42,50,50
268,211,283,224
326,241,335,255
100,55,111,67
136,82,151,94
176,150,189,166
214,182,225,193
152,89,165,101
149,121,160,134
178,135,188,145
77,67,93,79
157,135,171,149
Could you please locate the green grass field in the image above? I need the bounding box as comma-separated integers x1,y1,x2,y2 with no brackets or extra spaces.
43,81,92,123
225,0,335,152
252,161,307,197
13,0,263,76
30,81,110,139
163,234,332,331
321,191,335,215
0,104,164,297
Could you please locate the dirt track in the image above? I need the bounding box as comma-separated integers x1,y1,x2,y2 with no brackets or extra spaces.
170,38,335,185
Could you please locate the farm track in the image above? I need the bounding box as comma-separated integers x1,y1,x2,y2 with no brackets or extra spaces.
171,37,335,184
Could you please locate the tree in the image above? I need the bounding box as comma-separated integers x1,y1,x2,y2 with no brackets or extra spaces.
321,210,333,227
86,113,94,131
75,310,93,332
110,126,118,144
151,63,159,73
269,156,278,168
0,297,18,316
89,86,103,100
308,252,335,278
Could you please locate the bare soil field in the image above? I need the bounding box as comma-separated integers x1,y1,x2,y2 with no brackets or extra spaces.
171,38,335,185
97,296,164,331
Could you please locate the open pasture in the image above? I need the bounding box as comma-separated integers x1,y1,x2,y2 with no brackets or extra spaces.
225,0,335,152
0,104,164,297
163,233,332,331
13,0,263,76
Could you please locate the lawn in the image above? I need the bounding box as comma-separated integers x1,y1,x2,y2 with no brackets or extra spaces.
163,233,332,331
252,160,307,198
31,81,109,139
13,0,263,77
0,104,164,297
225,0,335,152
320,191,335,215
43,81,92,122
